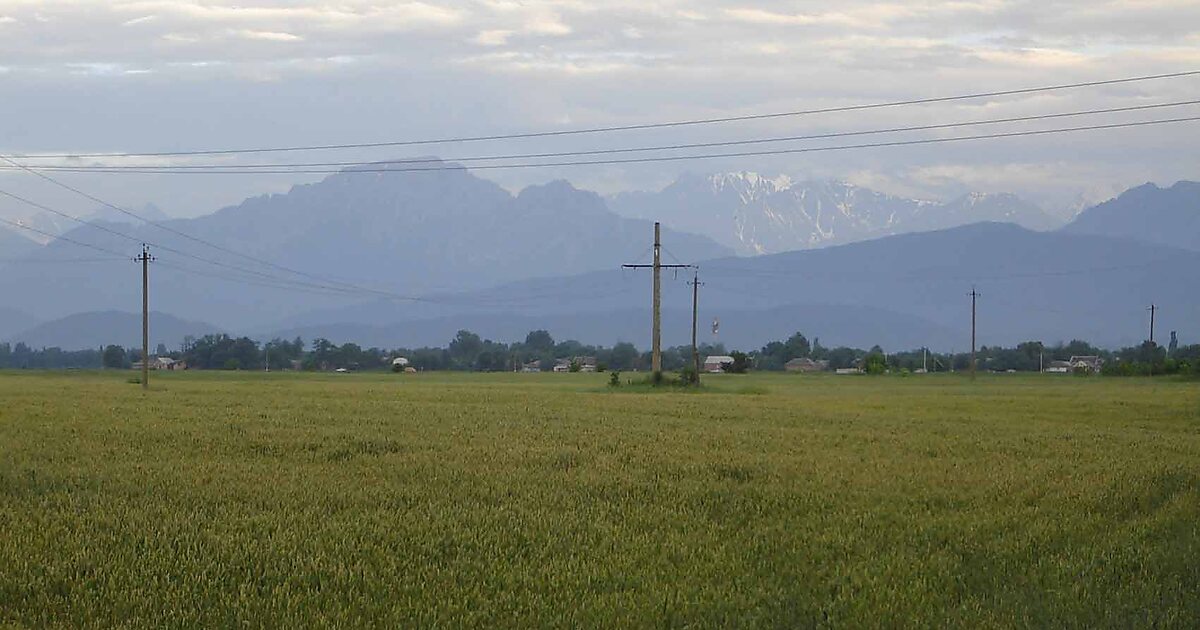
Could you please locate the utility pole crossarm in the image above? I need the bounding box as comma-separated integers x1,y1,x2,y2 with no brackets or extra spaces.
621,222,695,377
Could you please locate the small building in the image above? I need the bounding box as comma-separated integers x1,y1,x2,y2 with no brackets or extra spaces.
784,358,829,373
1069,355,1104,373
553,356,597,373
703,355,735,373
154,357,177,370
133,357,185,371
521,361,542,373
1044,360,1072,374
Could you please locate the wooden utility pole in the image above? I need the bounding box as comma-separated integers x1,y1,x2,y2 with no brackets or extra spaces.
135,244,154,390
623,222,690,379
969,287,979,380
689,269,703,385
1148,303,1158,344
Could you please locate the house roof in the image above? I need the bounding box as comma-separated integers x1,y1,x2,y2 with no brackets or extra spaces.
704,355,735,364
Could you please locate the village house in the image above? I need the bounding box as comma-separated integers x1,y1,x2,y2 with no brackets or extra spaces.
784,357,829,373
1069,355,1104,373
553,356,597,373
703,355,735,373
132,357,186,371
1044,360,1072,373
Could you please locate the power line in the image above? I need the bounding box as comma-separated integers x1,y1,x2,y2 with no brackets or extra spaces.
8,69,1198,159
0,155,436,302
10,115,1198,176
14,99,1199,173
0,183,411,297
0,215,130,259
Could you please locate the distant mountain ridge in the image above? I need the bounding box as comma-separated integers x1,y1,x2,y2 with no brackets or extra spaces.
271,222,1200,351
609,172,1059,255
1062,181,1200,251
0,161,732,329
5,311,223,350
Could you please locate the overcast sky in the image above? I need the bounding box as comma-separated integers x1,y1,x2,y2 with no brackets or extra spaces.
1,0,1198,220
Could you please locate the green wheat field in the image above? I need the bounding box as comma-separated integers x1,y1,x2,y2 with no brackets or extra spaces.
1,370,1198,627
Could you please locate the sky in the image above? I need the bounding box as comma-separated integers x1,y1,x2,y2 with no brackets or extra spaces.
1,0,1198,221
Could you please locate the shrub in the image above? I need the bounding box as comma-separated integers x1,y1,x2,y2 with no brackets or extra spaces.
721,352,751,374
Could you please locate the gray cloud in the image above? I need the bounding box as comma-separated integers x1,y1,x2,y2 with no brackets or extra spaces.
0,0,1197,220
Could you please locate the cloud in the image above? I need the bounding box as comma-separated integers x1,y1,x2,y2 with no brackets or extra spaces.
525,14,572,36
0,15,16,25
122,15,156,26
973,47,1093,67
723,7,864,27
472,29,512,46
234,29,303,42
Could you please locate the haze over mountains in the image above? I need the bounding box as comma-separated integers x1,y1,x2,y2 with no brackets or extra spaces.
609,172,1060,255
0,161,1196,352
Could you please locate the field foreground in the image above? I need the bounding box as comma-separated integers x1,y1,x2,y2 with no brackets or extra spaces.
1,371,1198,627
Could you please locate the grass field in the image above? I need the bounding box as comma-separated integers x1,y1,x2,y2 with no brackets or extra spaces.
1,370,1198,627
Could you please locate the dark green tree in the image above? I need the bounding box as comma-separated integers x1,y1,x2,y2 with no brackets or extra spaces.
103,345,127,369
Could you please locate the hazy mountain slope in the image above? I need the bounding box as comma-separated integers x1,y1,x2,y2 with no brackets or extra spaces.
280,222,1200,350
6,311,224,350
0,308,40,341
0,225,40,258
11,203,169,244
609,173,1059,255
1062,181,1200,251
0,162,731,329
267,303,959,352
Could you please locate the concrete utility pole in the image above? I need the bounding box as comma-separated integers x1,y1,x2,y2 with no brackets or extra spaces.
969,286,979,380
623,222,690,379
689,268,704,384
1148,303,1158,344
135,244,154,390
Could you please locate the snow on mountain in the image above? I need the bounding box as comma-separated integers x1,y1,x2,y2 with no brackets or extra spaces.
609,172,1060,256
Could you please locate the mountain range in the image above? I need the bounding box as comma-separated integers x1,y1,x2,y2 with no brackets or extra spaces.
609,172,1060,255
260,221,1200,351
0,161,730,329
0,162,1196,352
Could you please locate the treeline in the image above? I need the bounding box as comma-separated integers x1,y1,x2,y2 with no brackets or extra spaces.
164,331,716,372
0,343,104,369
6,329,1198,376
750,332,1200,376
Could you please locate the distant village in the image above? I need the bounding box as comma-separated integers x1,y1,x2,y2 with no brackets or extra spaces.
7,327,1173,378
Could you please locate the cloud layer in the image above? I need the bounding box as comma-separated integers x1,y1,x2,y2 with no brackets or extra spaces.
0,0,1198,217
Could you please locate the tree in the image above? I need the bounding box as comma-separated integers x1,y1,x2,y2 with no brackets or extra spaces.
609,342,639,370
103,345,127,369
449,330,483,368
524,330,555,353
721,351,752,374
863,349,887,375
784,332,811,360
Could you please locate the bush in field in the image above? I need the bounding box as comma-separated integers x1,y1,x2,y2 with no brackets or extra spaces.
721,352,751,374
